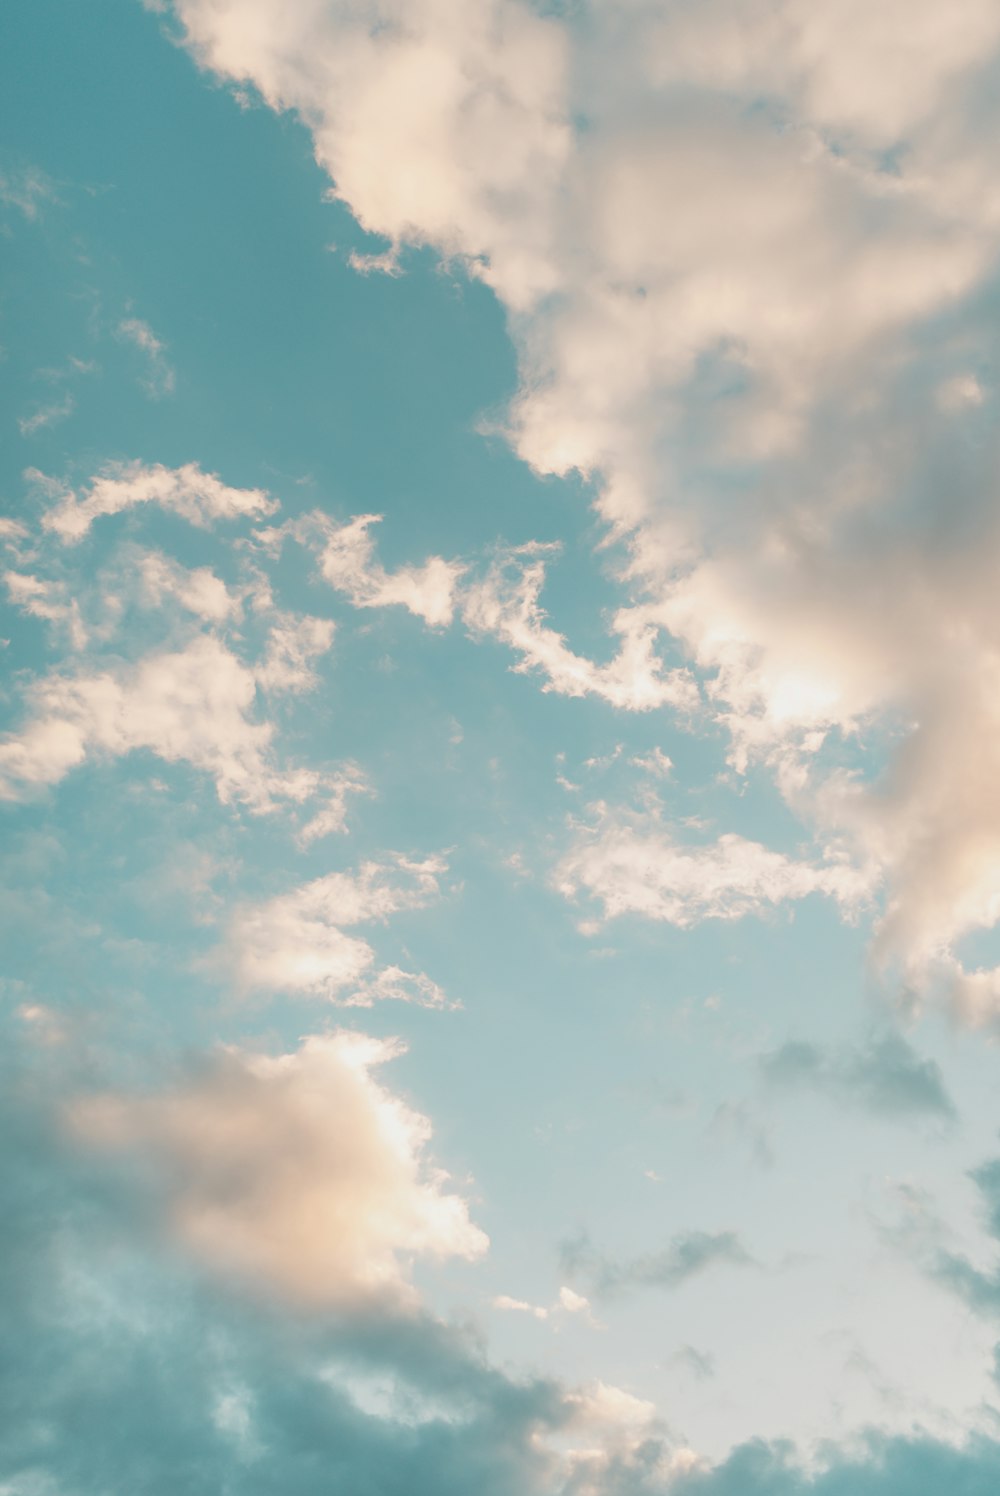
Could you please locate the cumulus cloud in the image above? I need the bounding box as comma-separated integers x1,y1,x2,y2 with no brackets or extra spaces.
760,1032,956,1121
161,0,1000,1020
0,633,363,835
138,550,240,623
71,1030,486,1308
299,512,463,628
38,460,276,543
224,854,449,1005
3,1052,999,1496
555,799,868,928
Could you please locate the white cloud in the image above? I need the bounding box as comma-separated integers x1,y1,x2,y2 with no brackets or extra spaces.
38,460,276,543
0,633,363,836
552,1381,702,1493
491,1284,595,1324
630,747,673,779
254,610,335,693
462,547,697,712
286,511,463,627
0,165,57,219
117,317,176,397
18,393,75,437
4,571,86,648
138,550,239,622
163,0,1000,1017
556,800,869,928
493,1294,548,1320
71,1030,487,1307
225,854,450,1005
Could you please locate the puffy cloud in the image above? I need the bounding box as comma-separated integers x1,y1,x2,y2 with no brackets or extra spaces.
2,1054,999,1496
224,854,449,1005
0,633,362,835
71,1030,487,1308
302,512,463,628
760,1032,956,1121
162,0,1000,1020
38,460,276,543
138,550,239,622
555,800,868,928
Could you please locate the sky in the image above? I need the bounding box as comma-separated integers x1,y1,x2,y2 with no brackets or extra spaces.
4,1,1000,1491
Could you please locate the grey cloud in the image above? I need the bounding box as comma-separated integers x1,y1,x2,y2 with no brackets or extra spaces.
672,1345,716,1381
564,1228,753,1299
759,1032,956,1121
673,1433,1000,1496
929,1157,1000,1316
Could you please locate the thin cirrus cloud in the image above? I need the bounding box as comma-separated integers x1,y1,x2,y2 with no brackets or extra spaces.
70,1030,487,1308
163,0,1000,1021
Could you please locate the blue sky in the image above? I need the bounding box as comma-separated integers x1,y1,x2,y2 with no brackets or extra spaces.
5,1,1000,1491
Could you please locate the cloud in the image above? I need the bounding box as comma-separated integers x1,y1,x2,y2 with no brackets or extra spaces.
0,164,57,219
37,460,276,543
281,511,463,627
0,633,363,836
253,610,335,693
921,1158,1000,1317
673,1346,716,1382
673,1431,1000,1496
71,1030,486,1308
117,317,176,397
491,1285,596,1325
4,570,86,648
18,392,75,437
277,514,694,710
160,0,1000,1019
462,547,697,712
555,799,868,928
138,550,240,623
223,854,450,1005
563,1228,752,1299
760,1032,956,1121
3,1050,1000,1496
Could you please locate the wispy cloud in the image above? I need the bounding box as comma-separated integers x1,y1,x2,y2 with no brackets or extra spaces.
563,1228,753,1299
117,316,175,397
760,1032,956,1122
